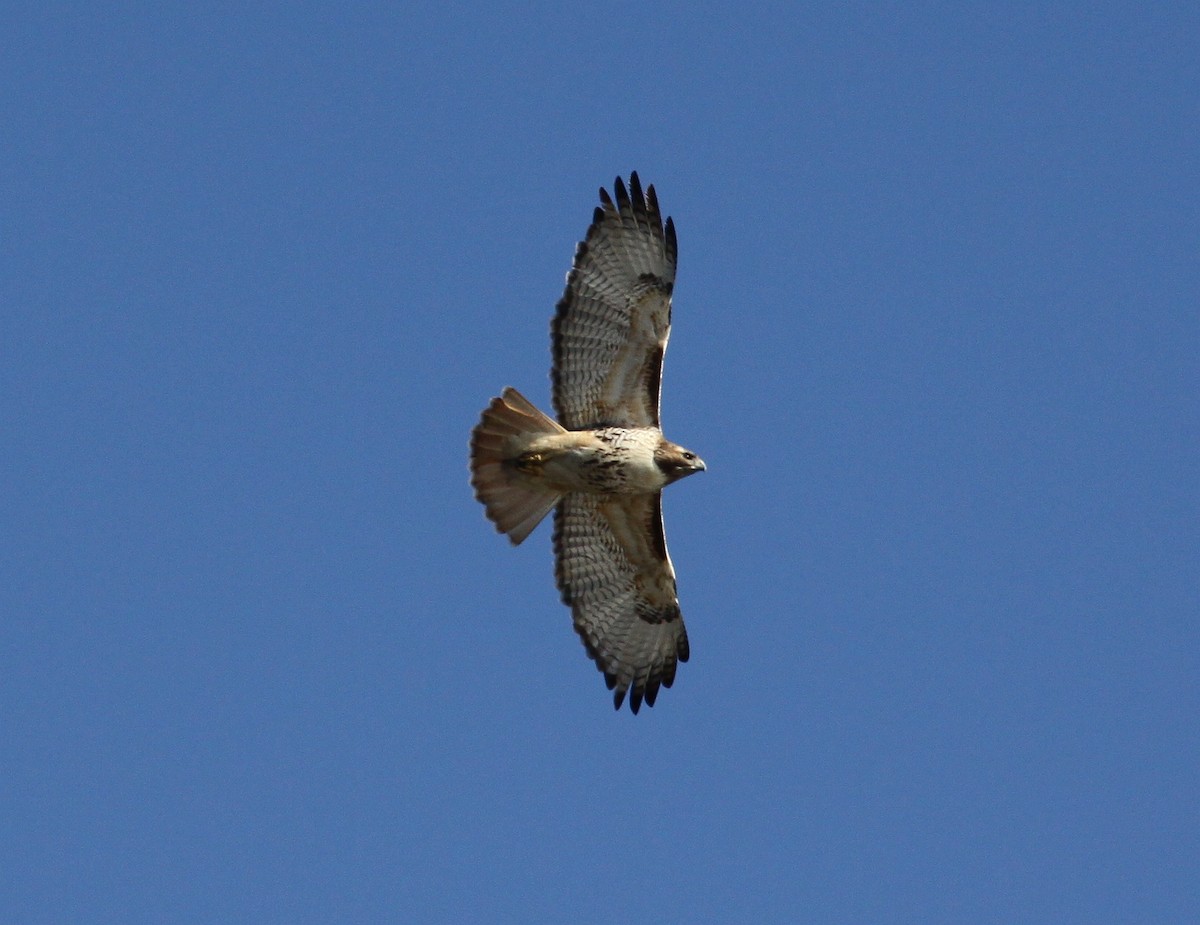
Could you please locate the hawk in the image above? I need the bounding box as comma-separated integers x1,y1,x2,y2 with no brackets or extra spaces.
469,173,705,713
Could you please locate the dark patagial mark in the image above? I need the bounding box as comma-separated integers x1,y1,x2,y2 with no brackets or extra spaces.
643,345,664,422
636,273,672,297
646,494,669,563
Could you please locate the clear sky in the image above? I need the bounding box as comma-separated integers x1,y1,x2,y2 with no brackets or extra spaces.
3,3,1197,923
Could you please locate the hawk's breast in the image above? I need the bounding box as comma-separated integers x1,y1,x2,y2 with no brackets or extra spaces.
539,427,667,495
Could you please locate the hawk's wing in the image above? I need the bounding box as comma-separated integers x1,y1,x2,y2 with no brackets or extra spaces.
552,173,677,430
554,492,690,713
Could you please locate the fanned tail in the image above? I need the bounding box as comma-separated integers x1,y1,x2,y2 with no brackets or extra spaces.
469,387,565,545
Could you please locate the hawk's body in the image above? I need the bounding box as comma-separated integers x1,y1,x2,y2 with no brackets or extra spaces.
470,174,704,713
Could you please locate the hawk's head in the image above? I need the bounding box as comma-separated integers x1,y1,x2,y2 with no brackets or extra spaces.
654,440,706,485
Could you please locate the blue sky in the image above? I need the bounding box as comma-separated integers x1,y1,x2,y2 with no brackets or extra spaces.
3,3,1197,922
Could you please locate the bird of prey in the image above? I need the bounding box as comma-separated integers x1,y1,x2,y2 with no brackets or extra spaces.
470,173,705,714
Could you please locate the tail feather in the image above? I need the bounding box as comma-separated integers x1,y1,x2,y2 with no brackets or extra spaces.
470,387,565,545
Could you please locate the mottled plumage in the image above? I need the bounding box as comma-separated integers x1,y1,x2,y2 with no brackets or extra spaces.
470,174,704,713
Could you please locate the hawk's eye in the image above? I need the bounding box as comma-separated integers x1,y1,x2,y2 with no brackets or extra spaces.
682,452,695,461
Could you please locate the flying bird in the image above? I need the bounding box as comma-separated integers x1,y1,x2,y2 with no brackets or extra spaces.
469,173,705,714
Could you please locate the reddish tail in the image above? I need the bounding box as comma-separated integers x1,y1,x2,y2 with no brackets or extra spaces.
470,387,565,545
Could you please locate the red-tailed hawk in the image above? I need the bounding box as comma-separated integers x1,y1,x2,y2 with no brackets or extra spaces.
470,173,705,714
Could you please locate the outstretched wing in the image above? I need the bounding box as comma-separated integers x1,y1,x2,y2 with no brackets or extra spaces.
552,173,677,430
553,492,690,713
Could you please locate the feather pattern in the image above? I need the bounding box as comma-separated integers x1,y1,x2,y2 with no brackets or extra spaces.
554,492,689,714
552,172,677,430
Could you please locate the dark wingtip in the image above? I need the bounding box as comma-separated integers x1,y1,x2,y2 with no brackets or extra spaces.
628,171,643,207
612,175,630,211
